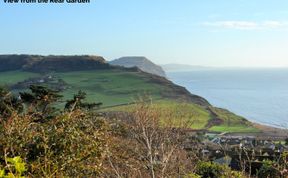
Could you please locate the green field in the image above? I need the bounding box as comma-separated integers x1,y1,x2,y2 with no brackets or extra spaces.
56,69,166,106
0,70,259,132
100,100,257,131
209,125,259,133
0,69,165,106
0,70,39,85
153,101,211,129
100,100,211,129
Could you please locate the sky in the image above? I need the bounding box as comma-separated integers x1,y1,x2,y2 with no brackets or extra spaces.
1,0,288,67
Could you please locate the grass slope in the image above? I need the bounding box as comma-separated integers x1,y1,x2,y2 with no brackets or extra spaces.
101,100,211,129
100,101,258,132
0,70,39,85
56,69,165,106
0,70,258,132
208,107,258,132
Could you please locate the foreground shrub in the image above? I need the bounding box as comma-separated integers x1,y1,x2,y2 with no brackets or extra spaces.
0,110,108,177
0,87,23,118
184,173,201,178
257,160,281,178
0,86,247,177
0,156,27,178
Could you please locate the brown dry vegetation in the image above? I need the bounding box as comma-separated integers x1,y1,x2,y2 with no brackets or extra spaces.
0,87,249,177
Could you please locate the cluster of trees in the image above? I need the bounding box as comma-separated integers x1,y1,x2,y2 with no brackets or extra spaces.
0,85,274,177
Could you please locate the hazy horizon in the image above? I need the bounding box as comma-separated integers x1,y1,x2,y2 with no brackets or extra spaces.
2,53,288,68
1,1,288,67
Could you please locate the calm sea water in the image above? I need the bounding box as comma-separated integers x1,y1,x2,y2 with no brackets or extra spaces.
167,69,288,128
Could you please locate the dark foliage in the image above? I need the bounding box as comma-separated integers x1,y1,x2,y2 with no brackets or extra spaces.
20,85,62,121
0,87,23,118
65,90,102,111
257,160,281,178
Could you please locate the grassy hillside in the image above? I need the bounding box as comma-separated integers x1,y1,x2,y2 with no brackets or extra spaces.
208,107,258,132
0,70,177,106
0,69,208,106
0,70,39,85
101,100,211,129
100,100,258,132
0,69,258,132
56,69,165,106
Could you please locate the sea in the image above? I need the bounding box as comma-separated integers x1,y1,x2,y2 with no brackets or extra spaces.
167,68,288,128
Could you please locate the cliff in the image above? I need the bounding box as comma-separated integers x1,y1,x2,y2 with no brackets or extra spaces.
0,55,41,72
110,57,166,77
0,55,112,72
24,55,112,72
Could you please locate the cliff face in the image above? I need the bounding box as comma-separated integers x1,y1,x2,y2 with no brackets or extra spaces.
0,55,112,72
110,57,166,77
143,72,210,106
24,55,112,72
0,55,41,72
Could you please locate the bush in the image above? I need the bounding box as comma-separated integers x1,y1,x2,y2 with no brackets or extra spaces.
195,161,245,178
0,86,248,177
0,110,108,177
257,160,281,178
0,156,27,178
185,173,201,178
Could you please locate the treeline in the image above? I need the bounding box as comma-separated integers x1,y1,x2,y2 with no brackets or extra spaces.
0,55,111,73
0,86,278,177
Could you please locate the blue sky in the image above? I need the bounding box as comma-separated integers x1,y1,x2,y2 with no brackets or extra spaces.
1,0,288,67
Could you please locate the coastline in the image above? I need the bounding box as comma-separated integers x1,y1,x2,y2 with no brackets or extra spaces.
166,69,288,129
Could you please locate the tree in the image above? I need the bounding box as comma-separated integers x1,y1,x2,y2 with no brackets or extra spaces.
127,101,194,178
0,87,23,118
100,99,198,178
20,85,62,121
65,90,102,112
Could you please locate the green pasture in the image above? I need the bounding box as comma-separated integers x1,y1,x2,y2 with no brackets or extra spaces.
0,70,258,133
